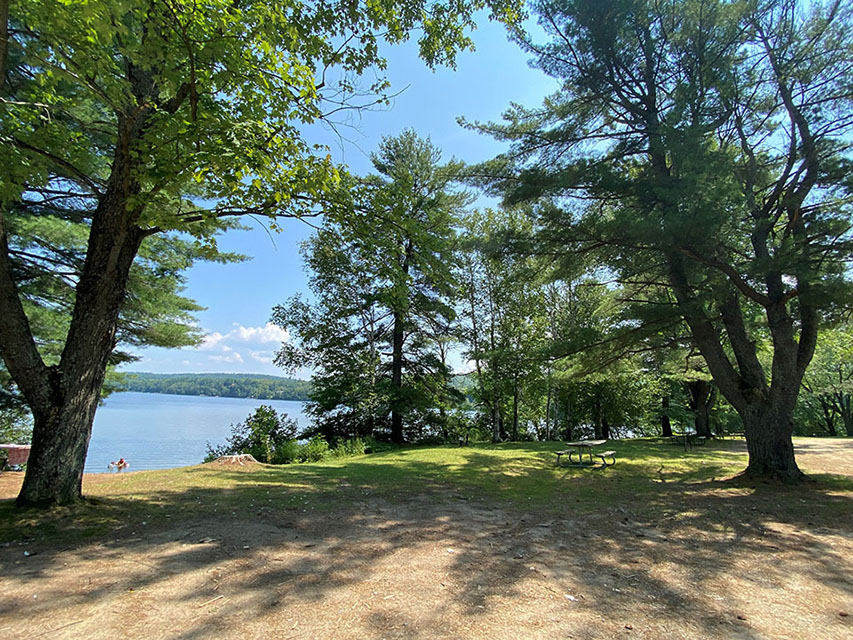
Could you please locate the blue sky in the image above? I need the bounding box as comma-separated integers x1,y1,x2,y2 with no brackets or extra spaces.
126,16,557,377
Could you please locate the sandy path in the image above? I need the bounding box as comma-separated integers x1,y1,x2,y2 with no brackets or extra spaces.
1,440,851,639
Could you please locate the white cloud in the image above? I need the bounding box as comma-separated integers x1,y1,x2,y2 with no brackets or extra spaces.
199,332,226,351
198,323,288,351
188,323,288,369
249,350,275,364
210,353,244,364
233,323,289,344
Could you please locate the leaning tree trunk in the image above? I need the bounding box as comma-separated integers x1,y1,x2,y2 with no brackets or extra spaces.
10,100,149,505
15,216,144,505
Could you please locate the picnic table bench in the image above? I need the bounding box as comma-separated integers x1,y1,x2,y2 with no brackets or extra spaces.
555,440,616,468
670,432,707,450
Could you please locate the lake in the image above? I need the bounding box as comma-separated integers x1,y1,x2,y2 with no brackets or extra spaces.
84,392,308,473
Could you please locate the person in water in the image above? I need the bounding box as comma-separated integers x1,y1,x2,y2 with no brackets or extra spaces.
108,458,129,471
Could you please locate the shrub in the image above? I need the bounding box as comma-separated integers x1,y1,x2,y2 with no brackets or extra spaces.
204,405,299,463
332,438,366,458
298,436,330,462
362,436,396,454
272,439,301,464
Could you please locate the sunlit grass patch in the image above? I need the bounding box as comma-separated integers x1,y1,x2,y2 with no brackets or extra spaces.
1,438,849,545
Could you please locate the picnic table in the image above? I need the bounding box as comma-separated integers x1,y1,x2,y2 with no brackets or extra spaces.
555,440,615,467
671,431,706,451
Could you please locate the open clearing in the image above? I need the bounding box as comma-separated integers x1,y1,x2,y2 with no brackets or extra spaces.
1,438,851,639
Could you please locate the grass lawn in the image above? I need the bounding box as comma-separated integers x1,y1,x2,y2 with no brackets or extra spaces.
1,438,851,639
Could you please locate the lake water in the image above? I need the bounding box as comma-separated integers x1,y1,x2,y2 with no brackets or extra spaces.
84,392,308,473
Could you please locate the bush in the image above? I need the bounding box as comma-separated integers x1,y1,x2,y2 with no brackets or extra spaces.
204,405,299,463
272,439,301,464
299,436,330,462
332,438,366,458
362,436,397,454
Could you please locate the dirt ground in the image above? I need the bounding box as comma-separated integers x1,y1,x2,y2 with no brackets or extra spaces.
1,440,851,640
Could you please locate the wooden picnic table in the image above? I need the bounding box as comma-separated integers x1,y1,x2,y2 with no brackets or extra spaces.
555,440,614,467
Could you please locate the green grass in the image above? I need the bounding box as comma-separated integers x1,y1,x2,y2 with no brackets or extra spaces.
1,438,850,545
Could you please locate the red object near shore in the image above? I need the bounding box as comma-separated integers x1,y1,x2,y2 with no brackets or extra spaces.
0,444,31,466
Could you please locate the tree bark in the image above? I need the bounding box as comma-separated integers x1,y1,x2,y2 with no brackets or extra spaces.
592,400,603,440
660,395,673,438
491,399,500,443
600,416,611,440
741,401,800,479
11,73,150,504
686,380,715,438
565,399,573,441
511,378,519,441
390,309,405,444
667,255,807,481
545,386,552,441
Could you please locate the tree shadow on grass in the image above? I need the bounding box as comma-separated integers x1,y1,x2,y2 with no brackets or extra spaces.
0,442,851,638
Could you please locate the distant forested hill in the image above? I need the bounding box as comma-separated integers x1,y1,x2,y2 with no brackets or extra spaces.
121,373,312,400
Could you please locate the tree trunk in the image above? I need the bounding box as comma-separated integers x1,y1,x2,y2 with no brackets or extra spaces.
601,416,611,440
660,395,673,437
840,394,852,437
492,397,500,443
565,400,573,441
14,217,144,505
668,254,811,481
17,389,98,505
592,400,603,440
11,104,148,505
390,310,404,444
740,401,803,480
686,380,715,438
818,397,837,437
545,386,552,441
511,379,519,441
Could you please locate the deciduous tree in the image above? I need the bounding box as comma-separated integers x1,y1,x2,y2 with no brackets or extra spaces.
0,0,520,505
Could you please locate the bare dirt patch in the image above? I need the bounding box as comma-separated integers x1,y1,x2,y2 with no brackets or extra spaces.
1,440,851,639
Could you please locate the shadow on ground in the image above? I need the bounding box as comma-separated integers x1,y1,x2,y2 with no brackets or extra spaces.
1,439,851,639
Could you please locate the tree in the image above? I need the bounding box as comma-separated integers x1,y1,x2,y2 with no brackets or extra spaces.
275,131,467,443
798,326,853,436
0,210,240,414
204,404,299,464
472,0,853,480
0,0,521,506
367,132,466,442
273,226,389,441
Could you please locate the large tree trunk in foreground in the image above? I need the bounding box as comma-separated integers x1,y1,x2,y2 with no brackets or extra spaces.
6,102,148,505
15,214,144,505
739,402,801,480
18,389,102,505
668,255,811,482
